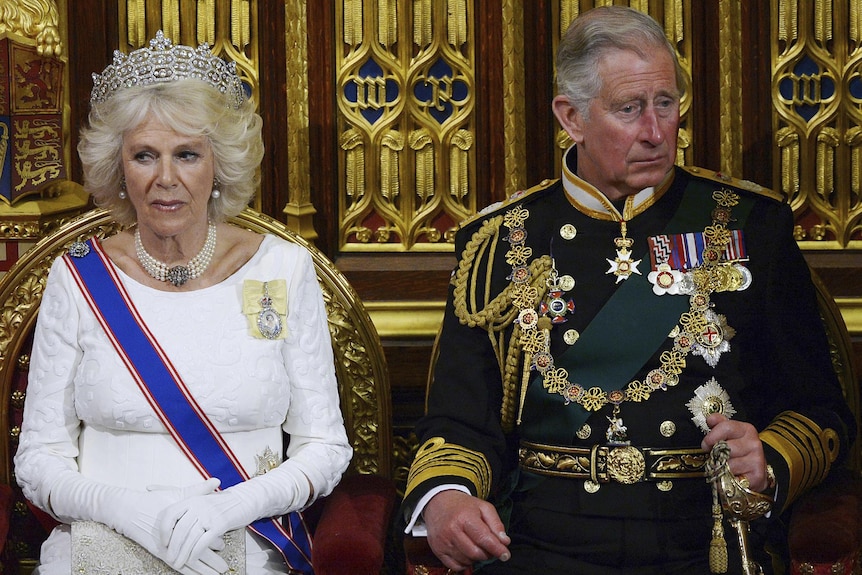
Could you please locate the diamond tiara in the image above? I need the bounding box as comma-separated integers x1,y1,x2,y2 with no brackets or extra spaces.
90,30,245,109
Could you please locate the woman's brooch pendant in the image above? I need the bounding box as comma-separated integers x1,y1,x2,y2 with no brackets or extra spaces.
257,282,283,339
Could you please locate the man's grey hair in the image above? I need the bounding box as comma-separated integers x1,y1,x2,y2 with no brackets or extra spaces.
555,6,686,118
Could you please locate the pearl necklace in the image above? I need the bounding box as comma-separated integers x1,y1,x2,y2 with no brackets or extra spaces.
135,222,217,287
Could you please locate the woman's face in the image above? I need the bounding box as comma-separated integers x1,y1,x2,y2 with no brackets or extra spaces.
121,115,215,239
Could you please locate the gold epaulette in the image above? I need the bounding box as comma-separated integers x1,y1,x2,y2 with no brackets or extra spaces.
759,410,840,512
450,187,555,434
458,178,559,230
405,437,492,500
682,166,786,203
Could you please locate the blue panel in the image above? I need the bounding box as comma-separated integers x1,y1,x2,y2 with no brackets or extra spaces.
0,117,10,203
413,58,469,124
342,58,399,125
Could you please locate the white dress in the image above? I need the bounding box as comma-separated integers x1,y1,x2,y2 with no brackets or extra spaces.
14,234,353,574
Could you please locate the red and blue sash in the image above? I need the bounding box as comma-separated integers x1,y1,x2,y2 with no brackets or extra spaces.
64,238,314,574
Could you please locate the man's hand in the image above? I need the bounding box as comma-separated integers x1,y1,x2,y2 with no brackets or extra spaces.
702,413,769,492
422,490,511,572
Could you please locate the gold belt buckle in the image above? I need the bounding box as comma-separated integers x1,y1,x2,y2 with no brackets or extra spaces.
606,445,646,484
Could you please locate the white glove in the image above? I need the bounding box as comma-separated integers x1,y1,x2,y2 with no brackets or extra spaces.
158,465,312,569
158,479,246,570
177,547,228,575
147,483,230,575
48,472,221,570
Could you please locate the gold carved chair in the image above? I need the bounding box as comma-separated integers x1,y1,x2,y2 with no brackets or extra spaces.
405,269,861,575
0,206,398,574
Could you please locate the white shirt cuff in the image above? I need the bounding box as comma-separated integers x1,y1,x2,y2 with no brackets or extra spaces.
404,484,471,535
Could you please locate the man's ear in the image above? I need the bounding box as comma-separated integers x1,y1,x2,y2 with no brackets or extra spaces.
552,95,584,144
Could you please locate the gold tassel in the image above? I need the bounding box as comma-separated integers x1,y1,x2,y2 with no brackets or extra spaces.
709,486,728,574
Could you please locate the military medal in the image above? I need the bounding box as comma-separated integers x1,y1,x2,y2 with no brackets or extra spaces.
648,262,683,295
540,259,575,324
257,282,283,339
606,220,642,283
686,377,737,433
734,263,752,290
541,288,575,323
691,310,735,367
605,397,630,445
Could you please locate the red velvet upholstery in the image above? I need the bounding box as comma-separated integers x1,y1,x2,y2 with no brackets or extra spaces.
0,483,12,553
312,474,397,575
788,469,862,575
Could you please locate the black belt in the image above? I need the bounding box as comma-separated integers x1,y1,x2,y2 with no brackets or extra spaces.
518,440,709,484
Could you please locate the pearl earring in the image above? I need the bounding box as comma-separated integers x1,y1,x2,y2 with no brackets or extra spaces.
119,177,127,200
211,177,221,199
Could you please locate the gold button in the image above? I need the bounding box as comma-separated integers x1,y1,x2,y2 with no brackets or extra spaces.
564,329,580,345
584,480,600,493
560,224,577,240
660,420,676,437
657,480,673,492
576,423,591,439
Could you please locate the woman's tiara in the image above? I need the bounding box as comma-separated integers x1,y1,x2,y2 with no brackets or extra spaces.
90,30,245,109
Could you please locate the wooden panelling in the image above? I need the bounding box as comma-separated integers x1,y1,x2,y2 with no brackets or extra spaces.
257,0,290,218
32,1,862,481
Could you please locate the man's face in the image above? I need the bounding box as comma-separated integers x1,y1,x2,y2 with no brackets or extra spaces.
560,48,681,201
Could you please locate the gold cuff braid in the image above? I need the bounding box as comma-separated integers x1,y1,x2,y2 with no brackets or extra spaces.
759,410,840,508
405,437,492,501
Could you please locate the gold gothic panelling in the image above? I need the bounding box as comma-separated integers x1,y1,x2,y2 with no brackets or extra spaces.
127,0,146,45
282,0,316,240
718,0,744,176
502,0,527,196
162,0,180,39
119,0,259,103
336,0,476,251
559,0,579,36
773,0,862,248
551,1,694,171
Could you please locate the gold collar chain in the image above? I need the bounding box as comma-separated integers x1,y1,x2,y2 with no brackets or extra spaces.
504,189,746,428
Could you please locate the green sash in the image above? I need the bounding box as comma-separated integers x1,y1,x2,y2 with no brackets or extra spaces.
520,180,755,443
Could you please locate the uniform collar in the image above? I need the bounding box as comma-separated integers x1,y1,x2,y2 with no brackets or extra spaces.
561,145,674,221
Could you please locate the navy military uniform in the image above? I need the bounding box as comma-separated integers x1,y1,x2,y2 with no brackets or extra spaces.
403,148,856,574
